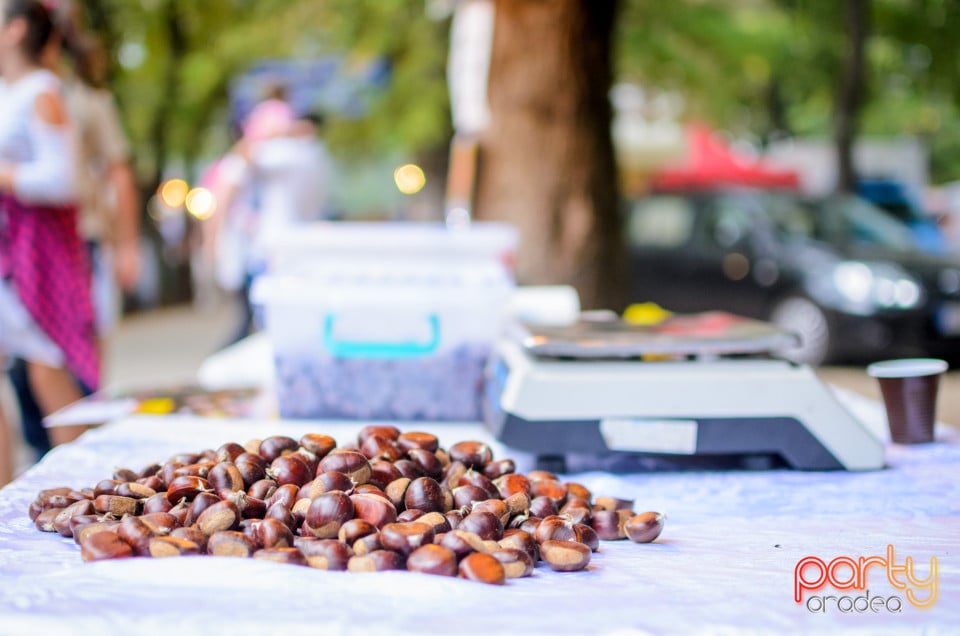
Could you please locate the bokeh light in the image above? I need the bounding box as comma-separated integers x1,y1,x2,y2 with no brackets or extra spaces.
184,187,217,220
158,178,190,208
394,163,426,195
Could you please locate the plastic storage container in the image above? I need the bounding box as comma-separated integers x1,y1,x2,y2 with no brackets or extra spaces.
252,261,513,421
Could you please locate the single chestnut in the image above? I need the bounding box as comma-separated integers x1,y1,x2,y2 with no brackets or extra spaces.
234,453,268,488
471,499,510,527
53,500,95,537
531,479,567,507
357,425,400,445
540,539,591,572
392,459,423,480
317,451,372,485
247,478,278,500
384,477,411,510
304,492,354,539
458,551,505,585
148,536,201,557
267,455,312,488
252,518,294,548
452,485,488,510
142,492,174,514
196,500,241,535
114,482,156,500
397,508,425,523
458,511,503,541
93,494,141,517
351,532,382,555
266,483,300,510
494,473,530,499
438,529,488,561
624,511,665,543
369,461,403,491
295,537,352,570
406,544,457,576
489,548,534,578
405,449,443,480
338,518,378,546
253,547,307,566
591,510,630,541
315,470,355,494
448,441,493,470
207,530,256,557
164,476,211,504
80,530,134,561
594,496,634,512
208,461,245,492
529,496,559,519
347,550,404,572
184,491,221,527
397,431,439,454
118,514,155,556
170,526,208,551
299,433,336,459
360,434,402,462
457,471,499,500
350,493,397,529
499,529,539,563
258,435,300,462
403,477,445,514
380,521,435,556
216,441,246,463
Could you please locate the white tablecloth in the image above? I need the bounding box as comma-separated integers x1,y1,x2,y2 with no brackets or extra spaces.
0,412,957,636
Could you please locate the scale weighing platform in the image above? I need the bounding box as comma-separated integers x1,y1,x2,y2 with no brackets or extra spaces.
482,312,885,472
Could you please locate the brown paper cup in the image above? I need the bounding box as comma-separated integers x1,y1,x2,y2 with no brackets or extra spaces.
867,358,948,444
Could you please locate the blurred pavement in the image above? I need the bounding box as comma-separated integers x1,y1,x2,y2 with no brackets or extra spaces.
4,300,959,477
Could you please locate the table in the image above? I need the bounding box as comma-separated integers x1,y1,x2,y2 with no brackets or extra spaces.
1,403,958,635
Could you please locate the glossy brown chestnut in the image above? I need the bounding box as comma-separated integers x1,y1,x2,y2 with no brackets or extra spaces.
93,494,141,517
80,530,134,561
482,458,516,480
397,508,425,523
34,508,61,533
499,529,539,563
406,544,457,576
257,435,300,462
360,434,402,462
417,511,452,534
208,461,245,492
392,459,423,480
448,441,493,470
295,537,353,570
253,547,307,566
458,551,505,585
68,514,103,538
304,492,354,539
384,477,411,510
531,479,567,507
142,492,174,515
403,477,445,514
350,492,397,529
53,500,95,537
93,479,122,497
457,471,499,500
575,523,600,551
170,526,208,551
347,549,404,572
315,470,355,494
267,455,312,488
316,450,372,485
451,485,488,510
405,449,443,480
380,521,435,556
114,482,156,500
593,496,634,512
117,514,155,556
246,478,278,501
494,473,531,499
396,431,439,454
292,448,320,475
540,539,591,572
624,511,665,543
164,476,212,504
338,518,378,546
251,518,294,548
265,483,300,510
148,536,201,557
234,453,268,488
207,530,257,557
351,532,382,555
438,529,488,561
471,499,510,526
265,502,297,531
458,511,504,541
529,496,559,518
368,461,403,491
299,433,337,459
489,548,534,578
357,424,401,445
215,441,246,463
196,500,241,535
591,509,630,541
184,491,221,526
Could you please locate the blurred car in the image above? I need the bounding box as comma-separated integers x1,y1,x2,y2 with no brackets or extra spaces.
626,189,960,365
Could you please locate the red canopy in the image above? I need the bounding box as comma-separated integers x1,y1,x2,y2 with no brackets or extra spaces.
650,124,799,191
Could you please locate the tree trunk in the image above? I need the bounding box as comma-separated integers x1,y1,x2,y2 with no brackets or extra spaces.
834,0,870,192
474,0,625,311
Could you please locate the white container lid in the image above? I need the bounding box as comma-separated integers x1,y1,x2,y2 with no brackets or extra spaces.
866,358,949,378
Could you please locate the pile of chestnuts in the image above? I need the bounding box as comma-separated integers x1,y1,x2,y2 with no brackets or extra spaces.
28,426,665,585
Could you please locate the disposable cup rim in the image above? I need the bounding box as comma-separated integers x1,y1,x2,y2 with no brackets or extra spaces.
867,358,948,379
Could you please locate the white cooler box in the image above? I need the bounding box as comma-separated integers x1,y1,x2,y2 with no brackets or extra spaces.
251,262,513,421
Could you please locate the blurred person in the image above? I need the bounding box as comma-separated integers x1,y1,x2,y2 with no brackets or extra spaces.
208,101,331,345
7,0,140,459
0,0,97,462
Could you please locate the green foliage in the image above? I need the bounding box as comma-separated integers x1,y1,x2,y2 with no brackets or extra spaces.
81,0,960,187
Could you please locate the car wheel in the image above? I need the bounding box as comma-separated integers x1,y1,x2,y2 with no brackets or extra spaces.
769,296,832,366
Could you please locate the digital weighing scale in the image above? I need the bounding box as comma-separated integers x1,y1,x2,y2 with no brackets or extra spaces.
482,312,885,471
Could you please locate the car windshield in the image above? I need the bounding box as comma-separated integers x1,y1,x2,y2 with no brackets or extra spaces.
763,194,918,252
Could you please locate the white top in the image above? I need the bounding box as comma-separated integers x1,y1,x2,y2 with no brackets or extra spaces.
0,69,75,204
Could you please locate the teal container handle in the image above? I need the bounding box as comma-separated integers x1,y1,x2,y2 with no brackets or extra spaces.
323,314,441,359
